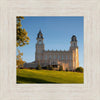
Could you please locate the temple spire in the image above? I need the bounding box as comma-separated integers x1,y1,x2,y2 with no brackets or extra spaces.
39,29,41,33
37,29,44,39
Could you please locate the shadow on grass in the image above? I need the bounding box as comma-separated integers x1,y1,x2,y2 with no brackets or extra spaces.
17,76,56,83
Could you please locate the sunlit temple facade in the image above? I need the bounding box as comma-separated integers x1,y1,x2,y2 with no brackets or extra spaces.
24,30,79,71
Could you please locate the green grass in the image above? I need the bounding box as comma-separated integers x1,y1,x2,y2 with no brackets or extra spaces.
17,69,84,84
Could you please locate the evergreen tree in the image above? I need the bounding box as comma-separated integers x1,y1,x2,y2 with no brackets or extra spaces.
59,65,63,71
66,68,68,72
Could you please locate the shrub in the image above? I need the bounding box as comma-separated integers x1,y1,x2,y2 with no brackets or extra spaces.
59,66,63,71
29,67,34,69
49,65,53,70
19,67,23,69
66,68,68,71
46,66,49,70
36,64,42,70
75,67,83,72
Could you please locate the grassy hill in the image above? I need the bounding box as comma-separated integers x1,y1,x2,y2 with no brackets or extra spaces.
17,69,84,83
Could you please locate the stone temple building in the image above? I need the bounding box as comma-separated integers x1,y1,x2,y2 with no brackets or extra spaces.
24,30,79,71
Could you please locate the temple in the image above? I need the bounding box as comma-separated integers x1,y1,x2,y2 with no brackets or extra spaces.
24,30,79,71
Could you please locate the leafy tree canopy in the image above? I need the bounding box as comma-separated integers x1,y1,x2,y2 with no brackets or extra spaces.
36,64,42,70
59,65,63,71
75,67,83,72
16,50,25,68
16,16,30,47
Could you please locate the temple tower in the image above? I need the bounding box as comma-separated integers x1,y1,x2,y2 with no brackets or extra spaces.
35,30,44,63
70,35,79,70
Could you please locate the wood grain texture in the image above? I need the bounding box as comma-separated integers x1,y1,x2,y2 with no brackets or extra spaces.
0,0,100,100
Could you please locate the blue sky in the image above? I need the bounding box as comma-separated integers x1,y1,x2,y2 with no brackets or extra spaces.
18,16,84,67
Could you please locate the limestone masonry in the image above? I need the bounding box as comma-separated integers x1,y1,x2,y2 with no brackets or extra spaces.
24,30,79,71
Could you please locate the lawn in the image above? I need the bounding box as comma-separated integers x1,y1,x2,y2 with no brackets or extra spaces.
17,69,84,83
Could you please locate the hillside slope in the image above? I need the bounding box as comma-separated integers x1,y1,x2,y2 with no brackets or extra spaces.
17,69,84,83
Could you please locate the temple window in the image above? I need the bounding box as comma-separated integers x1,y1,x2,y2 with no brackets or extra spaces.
70,55,71,60
58,55,60,60
45,55,47,60
62,55,64,60
66,55,67,60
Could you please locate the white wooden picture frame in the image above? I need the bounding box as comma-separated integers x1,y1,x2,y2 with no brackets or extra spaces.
0,0,100,100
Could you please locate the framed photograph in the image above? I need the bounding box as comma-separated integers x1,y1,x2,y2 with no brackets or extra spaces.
16,16,84,84
0,0,100,100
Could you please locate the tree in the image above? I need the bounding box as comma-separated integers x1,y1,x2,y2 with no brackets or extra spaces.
66,68,68,72
49,65,53,70
36,64,42,70
16,16,30,66
46,65,49,70
16,50,25,68
16,16,30,47
75,67,83,72
59,65,63,71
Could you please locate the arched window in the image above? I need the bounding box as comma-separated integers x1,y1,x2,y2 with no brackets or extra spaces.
49,55,51,59
58,55,60,60
69,62,71,66
74,43,75,46
66,55,67,60
39,40,42,44
62,55,64,60
39,35,41,38
70,55,71,60
54,55,56,59
37,56,40,60
45,55,47,60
